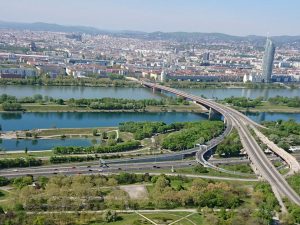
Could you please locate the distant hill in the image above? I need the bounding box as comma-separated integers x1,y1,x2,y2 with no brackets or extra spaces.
0,21,104,34
1,21,300,45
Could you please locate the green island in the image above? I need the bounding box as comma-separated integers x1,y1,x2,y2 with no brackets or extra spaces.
0,94,203,113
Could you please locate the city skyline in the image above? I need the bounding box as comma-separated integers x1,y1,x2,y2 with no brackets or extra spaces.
1,0,300,36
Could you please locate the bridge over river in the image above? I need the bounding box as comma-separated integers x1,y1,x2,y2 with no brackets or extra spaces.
142,81,300,208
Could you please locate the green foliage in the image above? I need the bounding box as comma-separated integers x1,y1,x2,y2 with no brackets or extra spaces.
216,129,242,157
262,119,300,151
0,177,10,186
287,173,300,196
224,96,263,108
49,155,96,163
67,96,184,110
193,165,209,173
119,121,184,140
92,129,98,136
150,175,245,209
162,121,224,151
2,102,23,111
13,176,33,189
269,95,300,107
52,140,141,154
103,210,118,222
0,157,42,169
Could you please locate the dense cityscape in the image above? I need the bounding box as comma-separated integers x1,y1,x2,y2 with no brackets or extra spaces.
1,26,300,84
1,1,300,225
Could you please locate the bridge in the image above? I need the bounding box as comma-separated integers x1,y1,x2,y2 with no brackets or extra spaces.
142,81,300,207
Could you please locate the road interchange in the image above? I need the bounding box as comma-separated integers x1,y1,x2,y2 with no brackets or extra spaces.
141,81,300,206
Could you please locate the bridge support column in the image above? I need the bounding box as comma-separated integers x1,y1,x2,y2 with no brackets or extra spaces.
208,108,222,120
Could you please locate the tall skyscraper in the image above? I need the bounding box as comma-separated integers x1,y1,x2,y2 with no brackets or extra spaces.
262,39,275,83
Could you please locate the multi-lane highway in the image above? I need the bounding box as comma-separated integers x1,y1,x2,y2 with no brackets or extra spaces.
142,81,300,206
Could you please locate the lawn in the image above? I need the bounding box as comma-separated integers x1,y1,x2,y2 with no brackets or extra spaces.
88,212,203,225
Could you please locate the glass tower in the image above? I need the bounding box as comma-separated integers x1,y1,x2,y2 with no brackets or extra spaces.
262,39,275,83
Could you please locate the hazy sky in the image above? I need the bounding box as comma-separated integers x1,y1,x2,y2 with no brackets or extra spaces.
0,0,299,36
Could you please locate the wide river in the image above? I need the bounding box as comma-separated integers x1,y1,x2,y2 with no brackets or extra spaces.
0,85,299,151
0,111,299,151
1,85,300,100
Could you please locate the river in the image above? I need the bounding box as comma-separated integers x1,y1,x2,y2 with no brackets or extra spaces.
1,85,300,151
1,85,300,100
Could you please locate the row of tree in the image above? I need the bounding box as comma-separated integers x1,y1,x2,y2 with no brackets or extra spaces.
53,140,141,154
0,76,140,87
268,96,300,107
0,157,42,169
0,93,188,111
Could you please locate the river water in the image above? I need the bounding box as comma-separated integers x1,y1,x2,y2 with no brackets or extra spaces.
1,85,300,100
1,85,299,151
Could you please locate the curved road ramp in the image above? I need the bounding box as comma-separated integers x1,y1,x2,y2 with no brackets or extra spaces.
141,81,300,209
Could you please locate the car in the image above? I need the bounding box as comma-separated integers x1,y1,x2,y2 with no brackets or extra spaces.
54,168,58,171
118,168,122,170
13,169,18,172
88,169,93,172
53,172,58,175
87,165,91,168
72,166,76,169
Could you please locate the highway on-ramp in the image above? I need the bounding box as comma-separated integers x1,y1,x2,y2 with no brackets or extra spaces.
142,81,300,206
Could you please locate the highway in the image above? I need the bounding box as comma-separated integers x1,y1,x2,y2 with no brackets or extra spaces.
0,160,258,182
141,81,300,206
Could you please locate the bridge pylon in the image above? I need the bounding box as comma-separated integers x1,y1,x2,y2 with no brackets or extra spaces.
208,107,222,120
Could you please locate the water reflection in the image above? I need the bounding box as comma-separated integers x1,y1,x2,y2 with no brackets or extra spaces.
1,138,95,151
0,112,208,131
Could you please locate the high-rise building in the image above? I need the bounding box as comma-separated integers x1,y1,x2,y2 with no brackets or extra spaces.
203,52,210,61
262,39,275,83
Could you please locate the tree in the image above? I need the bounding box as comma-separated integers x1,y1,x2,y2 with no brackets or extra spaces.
32,216,47,225
103,210,118,223
56,99,64,105
0,206,4,214
102,131,108,139
25,147,28,155
92,129,98,136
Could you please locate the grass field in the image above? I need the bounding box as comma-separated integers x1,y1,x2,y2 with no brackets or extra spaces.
87,212,203,225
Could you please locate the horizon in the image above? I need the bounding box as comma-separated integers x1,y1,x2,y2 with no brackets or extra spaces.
1,0,300,36
1,20,299,38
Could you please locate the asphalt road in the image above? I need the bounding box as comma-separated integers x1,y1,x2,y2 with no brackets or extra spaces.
142,81,300,206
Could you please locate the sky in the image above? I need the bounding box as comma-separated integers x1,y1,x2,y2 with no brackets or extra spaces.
0,0,299,36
